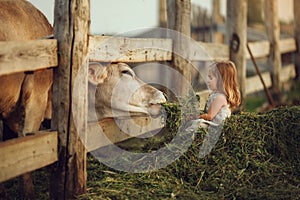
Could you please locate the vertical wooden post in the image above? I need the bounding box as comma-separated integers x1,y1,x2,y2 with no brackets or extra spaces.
167,0,191,97
191,5,198,41
212,0,225,43
226,0,247,108
264,0,282,102
294,0,300,81
159,0,167,28
51,0,90,199
212,0,223,24
0,120,2,141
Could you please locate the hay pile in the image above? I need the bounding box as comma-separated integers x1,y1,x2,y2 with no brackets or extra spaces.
79,105,300,200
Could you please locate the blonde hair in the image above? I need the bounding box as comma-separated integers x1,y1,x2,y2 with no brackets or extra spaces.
209,61,241,110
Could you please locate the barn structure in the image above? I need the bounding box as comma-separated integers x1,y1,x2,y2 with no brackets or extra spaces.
0,0,299,199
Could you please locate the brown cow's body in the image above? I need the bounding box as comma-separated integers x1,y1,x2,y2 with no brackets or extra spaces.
0,0,53,198
0,0,53,137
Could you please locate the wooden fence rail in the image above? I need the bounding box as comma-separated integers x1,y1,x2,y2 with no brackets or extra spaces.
0,131,57,183
0,39,57,75
0,36,296,92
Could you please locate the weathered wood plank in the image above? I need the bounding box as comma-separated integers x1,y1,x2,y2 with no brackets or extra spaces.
89,36,172,62
245,64,295,95
264,0,282,102
246,40,270,59
245,38,296,59
280,64,296,82
87,116,165,152
190,42,229,61
0,37,294,74
0,39,57,76
279,38,297,54
294,0,300,80
245,72,272,95
51,0,89,198
167,0,191,96
227,0,247,107
159,0,167,28
0,131,57,183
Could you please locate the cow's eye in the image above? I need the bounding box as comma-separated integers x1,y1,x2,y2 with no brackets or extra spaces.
121,70,133,77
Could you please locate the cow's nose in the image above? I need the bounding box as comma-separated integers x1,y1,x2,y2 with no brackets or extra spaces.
157,91,167,103
149,91,166,104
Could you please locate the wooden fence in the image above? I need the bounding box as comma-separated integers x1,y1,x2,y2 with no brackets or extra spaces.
0,0,298,199
0,33,296,192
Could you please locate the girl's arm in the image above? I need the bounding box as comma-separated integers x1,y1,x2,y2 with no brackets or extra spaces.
200,94,227,120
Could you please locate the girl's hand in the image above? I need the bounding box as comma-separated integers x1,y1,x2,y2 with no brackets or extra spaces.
199,113,211,120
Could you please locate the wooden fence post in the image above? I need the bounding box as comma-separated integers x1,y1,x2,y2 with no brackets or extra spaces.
212,0,223,25
0,120,2,141
294,0,300,81
264,0,282,103
159,0,167,28
51,0,90,199
226,0,247,108
167,0,191,97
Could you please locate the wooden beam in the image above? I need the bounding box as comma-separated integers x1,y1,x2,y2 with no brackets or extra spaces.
51,0,89,198
294,0,300,81
246,40,270,59
0,39,57,76
245,38,296,59
86,116,165,152
0,131,57,183
212,0,224,25
89,36,172,62
226,0,247,108
280,64,296,82
159,0,167,28
245,64,295,95
0,35,295,78
167,0,192,97
245,72,272,95
279,38,297,54
190,42,229,61
264,0,282,102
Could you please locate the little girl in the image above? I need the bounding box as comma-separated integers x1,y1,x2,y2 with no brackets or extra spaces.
198,60,241,127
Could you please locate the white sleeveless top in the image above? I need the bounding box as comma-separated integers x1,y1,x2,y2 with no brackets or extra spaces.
204,92,231,125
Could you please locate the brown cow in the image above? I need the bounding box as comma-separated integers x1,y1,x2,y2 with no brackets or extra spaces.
0,0,53,136
0,0,53,199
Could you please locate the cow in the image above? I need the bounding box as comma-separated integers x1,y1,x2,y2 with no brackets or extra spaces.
0,0,53,198
0,0,166,198
88,62,166,122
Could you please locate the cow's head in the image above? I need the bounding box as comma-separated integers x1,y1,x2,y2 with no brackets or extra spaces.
88,62,166,121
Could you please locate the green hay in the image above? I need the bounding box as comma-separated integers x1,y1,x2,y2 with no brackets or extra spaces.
2,106,299,199
79,105,300,200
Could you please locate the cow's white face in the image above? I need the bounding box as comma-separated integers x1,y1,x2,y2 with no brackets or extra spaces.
88,62,166,121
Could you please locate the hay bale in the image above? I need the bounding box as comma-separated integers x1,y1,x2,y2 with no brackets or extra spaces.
80,105,300,199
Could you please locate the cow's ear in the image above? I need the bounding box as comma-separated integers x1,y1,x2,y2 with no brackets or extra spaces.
88,62,107,85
